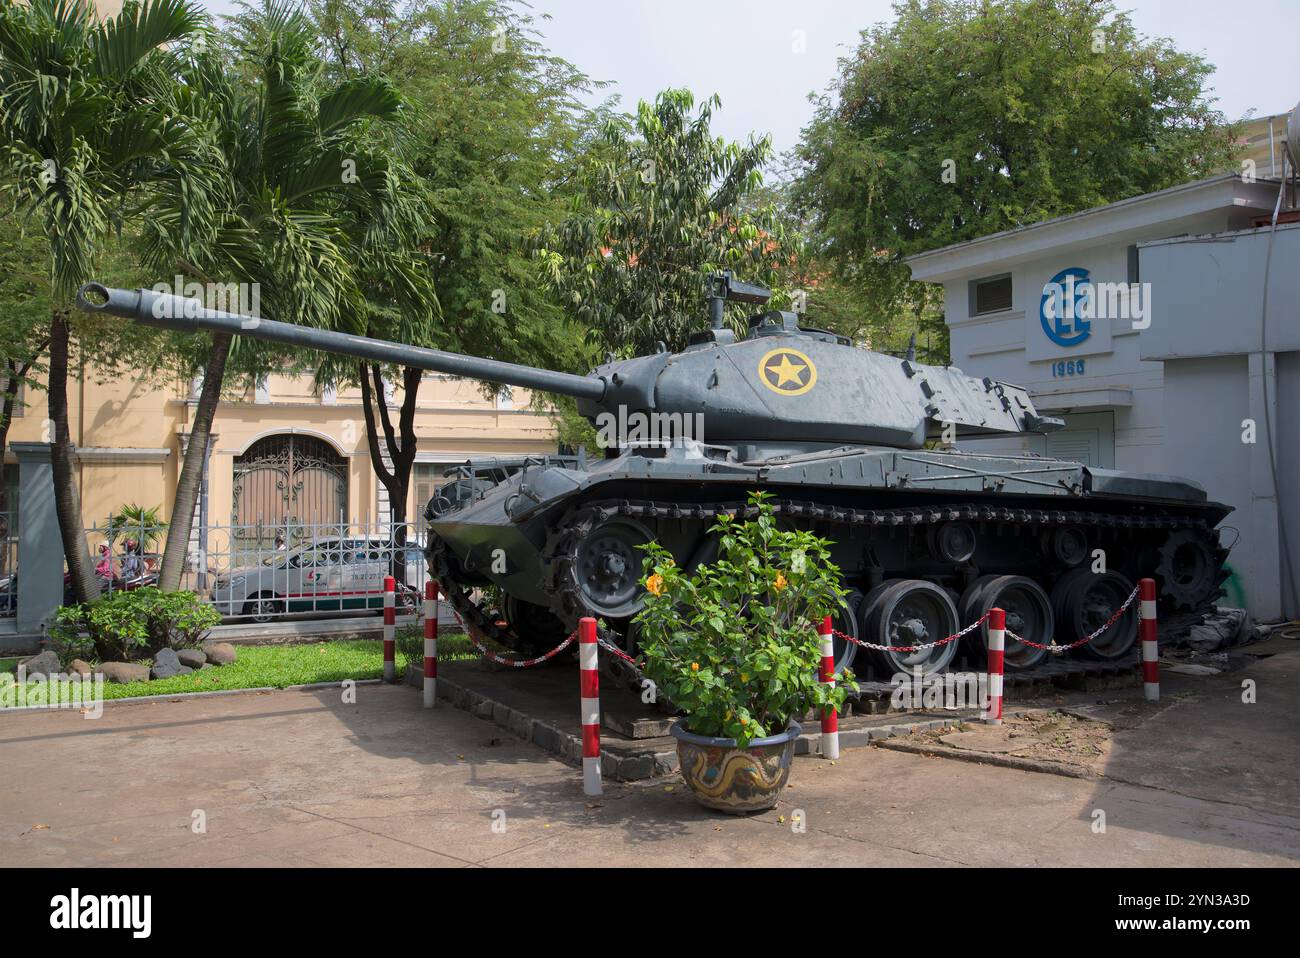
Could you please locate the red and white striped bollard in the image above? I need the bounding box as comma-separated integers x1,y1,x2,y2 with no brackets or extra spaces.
818,614,839,759
578,617,602,796
1139,577,1159,702
382,575,396,683
423,580,438,708
983,606,1005,725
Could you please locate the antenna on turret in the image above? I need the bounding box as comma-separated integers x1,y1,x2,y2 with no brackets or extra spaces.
905,332,917,363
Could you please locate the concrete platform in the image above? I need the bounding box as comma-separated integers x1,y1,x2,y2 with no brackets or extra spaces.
407,658,980,780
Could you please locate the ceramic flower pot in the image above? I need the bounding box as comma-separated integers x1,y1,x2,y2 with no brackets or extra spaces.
670,719,801,813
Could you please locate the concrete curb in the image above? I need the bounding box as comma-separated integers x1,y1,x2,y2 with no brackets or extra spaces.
875,738,1099,779
0,678,384,715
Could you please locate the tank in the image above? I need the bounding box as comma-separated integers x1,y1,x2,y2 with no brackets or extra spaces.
77,277,1232,677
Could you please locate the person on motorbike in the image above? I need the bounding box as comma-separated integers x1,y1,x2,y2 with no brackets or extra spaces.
120,538,145,581
95,543,114,580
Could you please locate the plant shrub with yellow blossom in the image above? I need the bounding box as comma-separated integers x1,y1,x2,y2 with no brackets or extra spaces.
634,491,856,747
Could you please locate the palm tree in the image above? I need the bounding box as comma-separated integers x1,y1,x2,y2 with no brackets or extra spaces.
0,0,212,603
143,0,406,592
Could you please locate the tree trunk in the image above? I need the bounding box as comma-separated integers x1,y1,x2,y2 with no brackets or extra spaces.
0,363,19,575
49,311,98,604
359,363,421,584
158,331,232,592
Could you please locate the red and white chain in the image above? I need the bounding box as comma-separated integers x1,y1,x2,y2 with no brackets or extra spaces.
595,632,641,666
462,628,577,668
834,612,989,653
439,601,577,668
1006,583,1140,652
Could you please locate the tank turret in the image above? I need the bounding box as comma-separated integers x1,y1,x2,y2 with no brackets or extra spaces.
77,277,1230,681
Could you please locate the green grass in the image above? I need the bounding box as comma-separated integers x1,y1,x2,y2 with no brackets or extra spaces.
0,634,479,704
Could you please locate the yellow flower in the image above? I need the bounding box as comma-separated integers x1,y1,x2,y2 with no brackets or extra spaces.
646,573,665,596
739,716,749,726
774,573,788,591
740,673,749,683
690,662,700,672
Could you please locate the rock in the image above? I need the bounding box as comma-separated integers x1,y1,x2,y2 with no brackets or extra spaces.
202,642,236,665
18,650,60,681
69,659,93,677
100,662,151,684
176,648,207,669
150,648,190,679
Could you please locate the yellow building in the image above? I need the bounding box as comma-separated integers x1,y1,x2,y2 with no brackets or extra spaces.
4,363,558,545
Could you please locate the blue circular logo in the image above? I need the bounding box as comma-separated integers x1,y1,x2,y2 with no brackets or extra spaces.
1040,267,1092,347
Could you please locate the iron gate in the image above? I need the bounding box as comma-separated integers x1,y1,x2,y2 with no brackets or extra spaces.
232,434,347,551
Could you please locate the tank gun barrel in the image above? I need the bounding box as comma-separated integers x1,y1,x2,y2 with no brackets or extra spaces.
75,284,607,402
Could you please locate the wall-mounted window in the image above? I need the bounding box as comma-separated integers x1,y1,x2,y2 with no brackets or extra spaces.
969,273,1013,316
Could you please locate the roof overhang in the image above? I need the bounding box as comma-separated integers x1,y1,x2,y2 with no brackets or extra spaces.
906,174,1281,283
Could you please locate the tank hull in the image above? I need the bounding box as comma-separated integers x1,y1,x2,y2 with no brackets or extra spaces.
427,443,1231,670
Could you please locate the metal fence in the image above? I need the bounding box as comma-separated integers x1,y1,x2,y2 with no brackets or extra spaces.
0,511,15,618
81,518,431,621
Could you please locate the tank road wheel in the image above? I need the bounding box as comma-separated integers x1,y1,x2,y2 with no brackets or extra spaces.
572,516,656,620
830,589,863,676
957,575,999,661
1156,529,1221,611
971,576,1054,670
1052,568,1139,661
859,579,960,677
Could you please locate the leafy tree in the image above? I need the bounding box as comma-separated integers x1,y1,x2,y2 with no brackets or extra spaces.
0,218,51,473
141,0,404,590
541,89,792,358
309,0,604,522
0,0,212,602
793,0,1239,359
748,171,949,364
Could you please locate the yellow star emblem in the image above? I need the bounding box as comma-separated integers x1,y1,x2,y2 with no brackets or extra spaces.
767,355,807,388
757,348,817,396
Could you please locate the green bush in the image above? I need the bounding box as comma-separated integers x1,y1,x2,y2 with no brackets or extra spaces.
51,588,221,664
635,491,856,747
395,624,423,666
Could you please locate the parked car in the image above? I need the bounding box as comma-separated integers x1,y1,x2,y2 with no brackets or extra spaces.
212,537,425,622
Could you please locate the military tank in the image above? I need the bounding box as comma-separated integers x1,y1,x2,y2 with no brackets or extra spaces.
78,276,1231,677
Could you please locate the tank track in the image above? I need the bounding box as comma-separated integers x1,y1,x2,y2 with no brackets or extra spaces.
543,496,1227,645
432,495,1228,680
426,534,518,649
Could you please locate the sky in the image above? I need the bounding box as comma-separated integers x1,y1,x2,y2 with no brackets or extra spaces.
199,0,1299,155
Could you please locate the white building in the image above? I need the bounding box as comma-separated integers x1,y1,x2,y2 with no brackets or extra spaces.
907,172,1298,621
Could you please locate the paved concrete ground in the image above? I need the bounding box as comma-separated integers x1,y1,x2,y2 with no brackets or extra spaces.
3,644,1298,867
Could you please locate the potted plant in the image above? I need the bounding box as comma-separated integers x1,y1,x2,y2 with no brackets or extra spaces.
635,491,854,813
